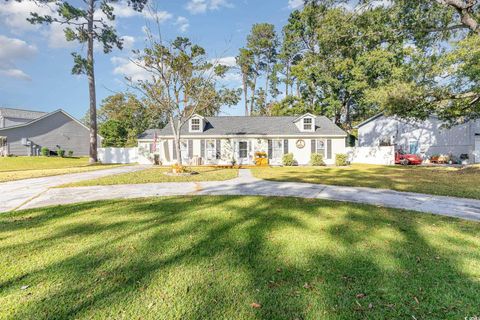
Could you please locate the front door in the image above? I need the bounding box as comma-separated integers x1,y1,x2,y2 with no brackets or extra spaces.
474,136,480,163
238,141,249,164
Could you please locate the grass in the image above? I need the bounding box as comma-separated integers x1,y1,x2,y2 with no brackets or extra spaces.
0,157,124,182
60,166,238,187
1,196,479,319
251,164,480,199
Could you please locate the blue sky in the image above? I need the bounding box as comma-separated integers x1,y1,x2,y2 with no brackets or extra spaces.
0,0,305,119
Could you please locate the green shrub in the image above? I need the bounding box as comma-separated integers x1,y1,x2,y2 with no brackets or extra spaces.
41,147,49,156
310,153,325,166
335,153,348,166
57,149,65,157
67,150,74,157
282,153,295,166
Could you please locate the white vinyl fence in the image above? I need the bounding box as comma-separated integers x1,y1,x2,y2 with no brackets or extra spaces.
98,147,152,165
346,146,395,165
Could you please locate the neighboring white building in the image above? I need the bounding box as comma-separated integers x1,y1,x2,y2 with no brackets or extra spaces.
138,113,347,165
356,113,480,163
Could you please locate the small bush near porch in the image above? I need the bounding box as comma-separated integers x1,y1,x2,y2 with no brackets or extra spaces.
0,196,479,319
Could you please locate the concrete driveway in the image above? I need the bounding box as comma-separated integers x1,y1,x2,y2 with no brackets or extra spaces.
9,169,480,222
0,165,150,212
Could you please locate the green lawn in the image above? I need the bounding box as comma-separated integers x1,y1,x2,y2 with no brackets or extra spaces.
60,166,238,187
252,164,480,199
0,157,124,182
1,196,479,319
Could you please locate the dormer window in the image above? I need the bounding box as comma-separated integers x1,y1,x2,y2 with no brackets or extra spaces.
294,113,316,132
191,118,201,131
303,118,313,131
189,115,204,133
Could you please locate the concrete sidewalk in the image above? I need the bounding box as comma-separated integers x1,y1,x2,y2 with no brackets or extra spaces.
0,165,150,212
14,169,480,221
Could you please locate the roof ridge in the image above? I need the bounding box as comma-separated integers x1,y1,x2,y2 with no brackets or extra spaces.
0,107,47,113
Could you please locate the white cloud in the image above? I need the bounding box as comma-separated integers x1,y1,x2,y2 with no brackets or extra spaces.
0,0,55,32
149,10,173,22
121,35,136,50
221,72,242,84
186,0,233,15
111,56,151,82
46,23,77,48
0,35,37,61
211,56,236,67
287,0,304,10
175,16,190,33
0,68,31,80
111,2,172,22
0,1,171,50
0,35,37,81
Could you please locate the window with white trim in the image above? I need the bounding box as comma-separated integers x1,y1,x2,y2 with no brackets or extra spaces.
206,139,216,160
190,118,201,132
316,139,325,156
272,140,283,159
238,141,248,158
303,117,313,131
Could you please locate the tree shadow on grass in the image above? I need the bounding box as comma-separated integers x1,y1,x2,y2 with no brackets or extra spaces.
1,196,479,319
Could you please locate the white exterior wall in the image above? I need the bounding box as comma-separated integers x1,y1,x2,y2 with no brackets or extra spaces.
290,139,309,165
331,138,347,164
346,146,395,165
98,147,152,164
139,137,346,166
358,115,480,162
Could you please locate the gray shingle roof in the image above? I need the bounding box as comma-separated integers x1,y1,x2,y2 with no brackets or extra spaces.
0,107,47,120
139,116,346,139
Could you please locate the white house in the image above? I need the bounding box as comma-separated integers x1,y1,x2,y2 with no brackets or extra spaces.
138,114,347,165
356,113,480,163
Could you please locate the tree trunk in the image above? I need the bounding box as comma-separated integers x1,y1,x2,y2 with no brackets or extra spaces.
285,62,290,97
344,102,351,133
242,74,249,116
249,76,257,116
170,116,182,166
87,0,98,164
334,112,342,127
265,65,269,108
174,133,182,166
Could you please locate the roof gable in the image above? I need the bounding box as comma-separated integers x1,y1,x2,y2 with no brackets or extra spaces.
354,113,384,129
0,109,101,138
293,113,317,123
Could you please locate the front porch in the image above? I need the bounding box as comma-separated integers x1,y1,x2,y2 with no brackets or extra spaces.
140,138,289,166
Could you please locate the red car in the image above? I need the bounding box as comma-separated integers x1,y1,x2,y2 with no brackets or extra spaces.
395,151,423,165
